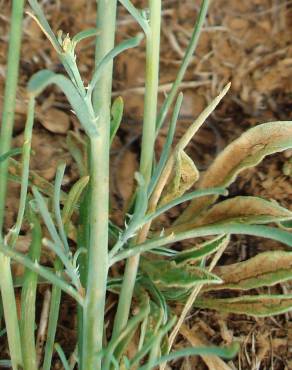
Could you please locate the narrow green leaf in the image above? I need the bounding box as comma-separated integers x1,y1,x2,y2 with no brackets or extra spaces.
195,294,292,317
72,28,100,46
0,242,82,305
62,176,89,229
110,97,124,144
88,34,144,97
43,261,62,370
66,131,88,177
138,342,239,370
148,93,183,196
0,148,22,163
28,70,97,137
27,0,61,52
119,0,150,34
111,224,292,265
172,235,230,265
55,343,70,370
145,187,227,224
20,208,42,370
54,163,70,253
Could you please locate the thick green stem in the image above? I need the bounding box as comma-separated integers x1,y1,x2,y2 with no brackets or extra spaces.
0,2,25,369
112,0,161,340
81,1,117,370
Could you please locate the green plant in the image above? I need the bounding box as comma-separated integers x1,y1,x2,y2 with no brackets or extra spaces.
0,0,292,369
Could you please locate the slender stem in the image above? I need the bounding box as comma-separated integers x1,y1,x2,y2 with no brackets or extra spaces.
81,1,117,369
112,0,161,340
8,97,35,247
20,208,42,370
155,0,209,133
0,0,25,229
43,261,62,370
0,2,25,369
0,256,23,369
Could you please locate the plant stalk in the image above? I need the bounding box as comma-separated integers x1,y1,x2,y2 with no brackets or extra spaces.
81,1,117,369
112,0,161,339
0,1,25,369
0,0,25,228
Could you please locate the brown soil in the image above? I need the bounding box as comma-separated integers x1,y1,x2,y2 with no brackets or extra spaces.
1,0,292,369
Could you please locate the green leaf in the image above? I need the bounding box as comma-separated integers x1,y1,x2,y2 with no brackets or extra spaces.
72,28,100,46
110,97,124,144
141,258,222,289
55,343,70,370
111,224,292,265
119,0,150,34
138,342,239,370
178,121,292,224
8,158,64,201
172,235,230,265
148,93,183,196
88,34,144,97
62,175,89,229
195,294,292,317
0,148,22,163
28,0,62,53
144,187,227,225
66,131,88,177
28,70,97,137
205,251,292,291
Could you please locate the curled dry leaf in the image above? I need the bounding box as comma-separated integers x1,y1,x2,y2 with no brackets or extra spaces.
170,196,292,234
177,121,292,224
159,151,199,207
204,251,292,291
194,294,292,317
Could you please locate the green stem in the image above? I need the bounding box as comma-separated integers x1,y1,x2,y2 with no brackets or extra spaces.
43,261,62,370
155,0,209,133
0,2,25,369
81,1,117,370
20,208,42,370
112,0,161,341
0,0,25,228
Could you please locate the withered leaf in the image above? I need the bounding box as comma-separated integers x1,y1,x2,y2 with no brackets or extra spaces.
159,151,199,207
204,251,292,291
177,121,292,224
194,294,292,317
182,196,292,230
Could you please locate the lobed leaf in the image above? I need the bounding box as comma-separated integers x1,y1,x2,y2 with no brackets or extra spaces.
194,294,292,317
141,258,222,289
178,121,292,224
205,251,292,291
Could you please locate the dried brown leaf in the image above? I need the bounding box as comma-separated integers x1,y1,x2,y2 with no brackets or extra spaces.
177,121,292,224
